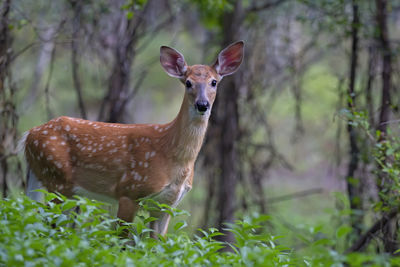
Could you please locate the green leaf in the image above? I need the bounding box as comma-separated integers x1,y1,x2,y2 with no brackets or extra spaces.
173,221,187,232
126,11,133,20
336,225,352,238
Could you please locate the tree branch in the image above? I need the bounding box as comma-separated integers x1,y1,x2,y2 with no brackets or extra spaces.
347,208,398,253
247,0,289,13
266,188,324,204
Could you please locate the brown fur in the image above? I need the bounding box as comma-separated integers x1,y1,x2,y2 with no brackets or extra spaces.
24,41,244,237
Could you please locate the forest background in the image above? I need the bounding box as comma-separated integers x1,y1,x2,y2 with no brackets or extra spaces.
1,0,400,265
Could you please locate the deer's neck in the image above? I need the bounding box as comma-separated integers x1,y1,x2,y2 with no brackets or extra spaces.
160,94,209,165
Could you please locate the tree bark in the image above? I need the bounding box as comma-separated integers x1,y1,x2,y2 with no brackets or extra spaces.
375,0,391,135
375,0,396,253
213,1,244,245
98,3,149,123
346,0,362,236
0,0,12,197
365,46,376,128
70,0,87,119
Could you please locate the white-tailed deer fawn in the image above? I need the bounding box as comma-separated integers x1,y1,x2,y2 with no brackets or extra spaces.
21,41,244,237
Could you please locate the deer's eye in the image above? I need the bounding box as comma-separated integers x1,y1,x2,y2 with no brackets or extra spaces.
211,80,217,87
186,80,192,88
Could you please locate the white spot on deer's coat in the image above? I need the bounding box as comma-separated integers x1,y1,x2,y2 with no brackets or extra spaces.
130,161,136,168
50,136,57,140
134,172,142,181
61,141,66,146
150,151,156,157
47,155,53,161
65,125,71,132
34,140,39,146
42,130,48,135
145,152,150,160
92,149,97,153
121,173,128,182
42,143,46,148
55,162,62,168
144,162,149,168
139,161,142,166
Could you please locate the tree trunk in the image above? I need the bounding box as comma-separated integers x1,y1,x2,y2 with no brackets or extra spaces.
346,0,362,236
0,0,12,197
375,0,391,135
213,0,244,245
70,0,87,119
98,3,149,123
375,0,396,253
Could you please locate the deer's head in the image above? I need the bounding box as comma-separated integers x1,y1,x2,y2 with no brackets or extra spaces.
160,41,244,119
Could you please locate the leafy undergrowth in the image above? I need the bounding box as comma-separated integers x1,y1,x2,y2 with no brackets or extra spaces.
0,193,398,266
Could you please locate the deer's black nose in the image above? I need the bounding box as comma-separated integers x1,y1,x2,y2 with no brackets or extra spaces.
195,100,210,113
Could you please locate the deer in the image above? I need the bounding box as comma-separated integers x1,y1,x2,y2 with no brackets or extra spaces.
20,41,244,237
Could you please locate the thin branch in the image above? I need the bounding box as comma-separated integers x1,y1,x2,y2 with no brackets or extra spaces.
9,42,36,62
347,208,398,253
44,43,56,121
247,0,290,13
266,188,324,204
380,119,400,125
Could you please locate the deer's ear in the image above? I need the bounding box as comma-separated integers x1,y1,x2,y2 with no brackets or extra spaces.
213,41,244,77
160,46,188,78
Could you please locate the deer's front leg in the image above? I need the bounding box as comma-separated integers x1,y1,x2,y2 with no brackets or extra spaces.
117,196,139,238
150,212,171,238
117,196,139,222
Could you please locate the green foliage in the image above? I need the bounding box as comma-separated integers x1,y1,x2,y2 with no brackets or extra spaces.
186,0,233,30
1,192,399,266
340,109,400,212
122,0,148,19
